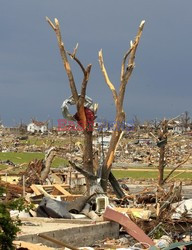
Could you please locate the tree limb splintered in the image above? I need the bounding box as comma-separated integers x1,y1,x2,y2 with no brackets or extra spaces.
98,20,145,191
47,17,145,193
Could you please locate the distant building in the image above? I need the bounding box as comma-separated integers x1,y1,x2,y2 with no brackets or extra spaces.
27,120,48,133
94,135,112,149
168,120,184,134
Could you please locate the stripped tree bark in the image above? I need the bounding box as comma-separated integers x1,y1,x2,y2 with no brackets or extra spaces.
41,147,57,182
157,119,168,186
46,17,94,192
98,21,145,191
47,17,145,194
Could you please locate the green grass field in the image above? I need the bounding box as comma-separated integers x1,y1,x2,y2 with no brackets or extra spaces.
0,151,191,181
0,152,68,171
0,134,83,174
112,169,192,180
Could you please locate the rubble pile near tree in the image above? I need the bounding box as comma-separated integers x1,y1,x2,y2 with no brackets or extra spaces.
0,131,191,171
0,132,192,248
114,132,192,167
1,168,192,249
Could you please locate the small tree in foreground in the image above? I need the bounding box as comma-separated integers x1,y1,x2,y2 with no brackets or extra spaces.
0,187,26,250
46,17,145,194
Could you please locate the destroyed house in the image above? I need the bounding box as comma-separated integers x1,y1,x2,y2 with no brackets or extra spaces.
168,120,184,134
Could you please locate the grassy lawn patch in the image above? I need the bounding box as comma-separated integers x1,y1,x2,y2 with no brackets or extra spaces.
112,169,192,180
0,152,44,164
0,152,68,171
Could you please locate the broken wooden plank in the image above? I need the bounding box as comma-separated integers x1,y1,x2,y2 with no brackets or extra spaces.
31,184,42,196
38,233,78,250
51,194,82,201
51,184,71,196
14,240,54,250
40,184,70,188
30,184,82,201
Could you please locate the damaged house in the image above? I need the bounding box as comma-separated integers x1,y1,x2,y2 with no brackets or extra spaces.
27,119,48,133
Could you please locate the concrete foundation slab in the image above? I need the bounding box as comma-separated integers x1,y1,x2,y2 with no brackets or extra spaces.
17,218,119,248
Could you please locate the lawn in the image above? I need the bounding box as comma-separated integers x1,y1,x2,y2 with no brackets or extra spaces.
112,169,192,180
0,152,68,171
1,151,191,181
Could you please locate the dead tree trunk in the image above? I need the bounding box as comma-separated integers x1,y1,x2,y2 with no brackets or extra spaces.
47,17,145,195
46,17,94,193
181,111,190,132
98,21,145,191
83,129,94,190
41,147,57,182
109,172,125,198
154,118,191,186
158,145,166,185
157,120,168,186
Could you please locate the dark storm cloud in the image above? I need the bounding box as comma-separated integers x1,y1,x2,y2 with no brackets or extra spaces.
0,0,192,126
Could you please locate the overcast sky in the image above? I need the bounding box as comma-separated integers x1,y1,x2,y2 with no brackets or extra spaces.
0,0,192,126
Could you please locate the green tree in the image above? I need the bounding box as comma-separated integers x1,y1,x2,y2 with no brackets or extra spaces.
0,187,28,250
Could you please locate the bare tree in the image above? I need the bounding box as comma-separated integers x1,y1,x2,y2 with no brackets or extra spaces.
181,111,190,132
154,119,190,186
151,118,161,131
98,21,145,191
46,17,145,194
133,115,140,131
157,119,168,186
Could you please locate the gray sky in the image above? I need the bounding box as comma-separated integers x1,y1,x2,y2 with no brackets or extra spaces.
0,0,192,126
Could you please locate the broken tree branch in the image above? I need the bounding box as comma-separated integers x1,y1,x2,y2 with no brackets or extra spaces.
66,53,92,130
47,17,96,194
41,147,57,182
47,16,93,131
38,233,78,250
67,48,92,127
69,161,97,181
118,20,145,110
109,172,126,198
121,46,133,81
46,17,79,103
128,20,145,67
79,64,92,103
162,154,191,184
67,52,86,75
98,49,118,105
46,17,56,30
99,21,145,191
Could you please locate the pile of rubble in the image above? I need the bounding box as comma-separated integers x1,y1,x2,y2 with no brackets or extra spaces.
1,167,192,249
115,133,192,167
0,131,191,170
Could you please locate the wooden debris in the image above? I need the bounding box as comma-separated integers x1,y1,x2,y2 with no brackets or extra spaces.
38,234,78,250
0,180,32,200
14,240,54,250
114,207,151,220
30,184,82,201
18,159,45,187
